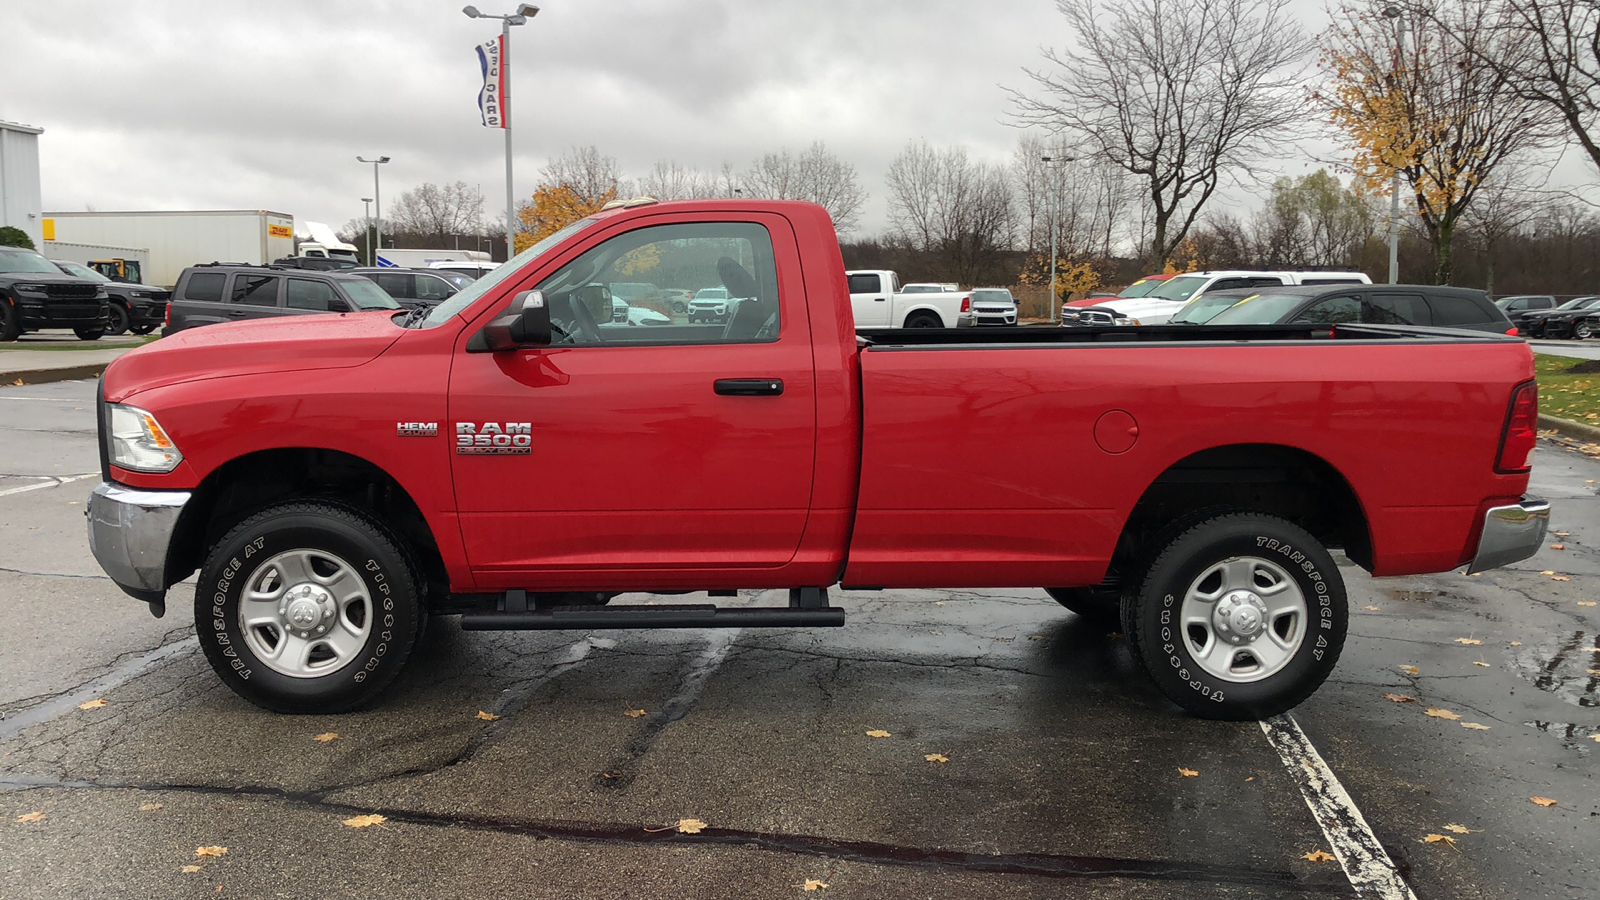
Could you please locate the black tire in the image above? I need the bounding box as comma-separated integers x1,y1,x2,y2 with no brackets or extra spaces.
906,312,942,328
0,298,18,342
671,301,688,314
1044,586,1120,624
195,501,423,714
106,303,131,336
1123,512,1347,720
1575,322,1592,340
73,327,105,341
130,323,157,335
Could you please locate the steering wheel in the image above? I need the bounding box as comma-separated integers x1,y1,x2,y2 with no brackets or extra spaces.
565,293,606,344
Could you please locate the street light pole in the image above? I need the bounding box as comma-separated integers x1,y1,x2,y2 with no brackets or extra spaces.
360,198,372,264
1040,155,1071,323
464,4,538,261
356,157,389,266
1383,6,1407,284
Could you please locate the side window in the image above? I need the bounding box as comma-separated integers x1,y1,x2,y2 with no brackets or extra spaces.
414,274,454,302
1429,295,1491,326
1292,296,1360,324
848,273,881,294
1535,297,1555,309
1366,293,1430,325
231,275,280,307
374,273,412,299
1208,278,1247,291
183,272,226,302
1248,277,1287,287
538,221,780,346
286,279,339,311
1503,298,1526,311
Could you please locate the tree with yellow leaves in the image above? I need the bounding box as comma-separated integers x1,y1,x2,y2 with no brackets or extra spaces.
514,182,614,253
1318,2,1556,284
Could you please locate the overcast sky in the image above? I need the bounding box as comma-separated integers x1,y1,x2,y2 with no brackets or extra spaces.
0,0,1492,240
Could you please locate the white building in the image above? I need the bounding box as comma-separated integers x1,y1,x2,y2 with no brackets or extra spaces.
0,120,44,249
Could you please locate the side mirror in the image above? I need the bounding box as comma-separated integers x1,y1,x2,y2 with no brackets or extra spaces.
480,290,551,351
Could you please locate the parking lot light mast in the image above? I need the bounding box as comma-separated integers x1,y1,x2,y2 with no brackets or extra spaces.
361,198,373,263
356,157,390,266
1041,155,1072,323
464,4,538,261
1383,5,1407,285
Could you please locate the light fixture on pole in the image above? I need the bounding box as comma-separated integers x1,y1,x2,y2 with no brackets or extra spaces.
464,3,538,261
356,157,390,266
1040,155,1072,323
360,198,373,264
1383,5,1407,285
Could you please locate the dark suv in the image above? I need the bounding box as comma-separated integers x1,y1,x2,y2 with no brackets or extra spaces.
1201,284,1515,334
164,264,400,335
50,259,168,335
348,267,473,309
0,246,110,341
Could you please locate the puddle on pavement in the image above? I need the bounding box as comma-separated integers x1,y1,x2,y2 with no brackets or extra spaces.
1522,720,1600,751
1386,588,1438,603
1509,630,1600,709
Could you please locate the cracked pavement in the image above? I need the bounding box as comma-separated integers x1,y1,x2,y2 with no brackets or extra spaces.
1,379,1596,899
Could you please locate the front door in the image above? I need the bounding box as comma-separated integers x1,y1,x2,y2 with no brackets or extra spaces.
448,216,817,587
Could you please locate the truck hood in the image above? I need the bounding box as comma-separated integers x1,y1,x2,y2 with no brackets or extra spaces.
103,311,406,402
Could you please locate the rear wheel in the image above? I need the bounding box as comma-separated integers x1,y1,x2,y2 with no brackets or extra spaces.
905,312,942,328
1123,512,1347,720
106,303,131,336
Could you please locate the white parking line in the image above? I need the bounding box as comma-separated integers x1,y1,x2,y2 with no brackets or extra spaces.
0,473,98,498
1260,714,1418,900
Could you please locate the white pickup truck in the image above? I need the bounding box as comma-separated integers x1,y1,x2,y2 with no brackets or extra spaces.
846,270,976,328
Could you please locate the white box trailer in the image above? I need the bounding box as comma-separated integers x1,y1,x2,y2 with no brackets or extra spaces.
41,241,152,283
41,210,295,287
375,247,491,268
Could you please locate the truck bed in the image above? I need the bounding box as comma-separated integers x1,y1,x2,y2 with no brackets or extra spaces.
855,322,1520,347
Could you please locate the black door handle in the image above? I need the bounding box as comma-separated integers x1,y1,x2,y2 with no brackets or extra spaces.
874,296,887,302
714,378,784,396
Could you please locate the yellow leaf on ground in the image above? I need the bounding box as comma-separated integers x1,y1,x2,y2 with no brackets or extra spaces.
1473,661,1490,667
1423,833,1458,849
1363,605,1380,611
1425,708,1462,720
1454,638,1483,645
1510,641,1522,646
14,811,44,823
1579,602,1597,607
1551,576,1572,582
865,729,891,738
1383,693,1416,703
1551,544,1566,550
138,803,163,812
1541,570,1556,575
77,698,106,710
623,709,647,718
342,814,387,828
475,711,501,721
181,865,202,874
195,846,227,857
1399,665,1420,675
1589,734,1600,743
1178,767,1199,777
925,753,949,764
1302,850,1336,863
801,879,828,891
1462,722,1491,730
1443,824,1478,834
312,733,339,743
9,379,21,386
1530,797,1558,807
676,818,707,834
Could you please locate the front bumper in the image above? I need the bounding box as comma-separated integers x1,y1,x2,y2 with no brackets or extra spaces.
87,481,191,602
17,297,108,328
1466,496,1550,574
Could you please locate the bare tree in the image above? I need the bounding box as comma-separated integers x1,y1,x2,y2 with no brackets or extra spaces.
638,161,720,200
885,141,1016,286
1463,165,1542,296
542,145,625,205
1011,0,1314,270
385,181,486,247
740,142,868,234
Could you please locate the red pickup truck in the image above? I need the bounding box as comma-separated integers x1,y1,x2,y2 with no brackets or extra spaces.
87,200,1548,720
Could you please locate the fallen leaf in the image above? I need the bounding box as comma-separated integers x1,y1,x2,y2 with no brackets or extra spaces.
1462,722,1491,730
475,711,500,721
865,729,891,738
77,698,106,710
1579,601,1597,607
1245,776,1255,782
801,879,828,891
1551,544,1566,550
676,818,707,834
342,814,386,828
1302,850,1336,863
1510,641,1522,646
1363,605,1380,611
1555,530,1570,537
1455,637,1483,645
1551,575,1572,582
1473,661,1490,668
1541,570,1556,575
1028,634,1044,641
1382,693,1416,703
195,846,227,857
1443,824,1478,834
138,803,163,812
1423,833,1459,849
1425,708,1462,720
623,709,647,718
181,865,202,874
312,733,339,743
14,811,44,823
9,379,20,386
1530,797,1558,807
1589,734,1600,743
1399,665,1420,675
925,753,949,764
1178,767,1199,777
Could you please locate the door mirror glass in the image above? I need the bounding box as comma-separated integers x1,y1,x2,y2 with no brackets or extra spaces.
480,290,551,351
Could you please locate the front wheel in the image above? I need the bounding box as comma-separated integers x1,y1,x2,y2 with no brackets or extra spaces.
195,501,423,714
0,299,18,341
1575,322,1592,340
1044,586,1120,624
106,304,131,336
1124,512,1347,720
73,327,105,341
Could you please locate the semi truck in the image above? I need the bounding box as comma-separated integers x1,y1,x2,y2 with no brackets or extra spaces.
41,210,295,288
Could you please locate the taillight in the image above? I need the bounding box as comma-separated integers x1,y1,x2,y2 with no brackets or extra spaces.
164,302,171,328
960,295,971,312
1495,380,1538,474
1505,327,1518,336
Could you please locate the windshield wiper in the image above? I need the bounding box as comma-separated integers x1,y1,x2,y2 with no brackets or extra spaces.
398,305,431,329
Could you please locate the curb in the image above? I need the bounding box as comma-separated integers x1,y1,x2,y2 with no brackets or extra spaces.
0,362,111,387
1538,413,1600,443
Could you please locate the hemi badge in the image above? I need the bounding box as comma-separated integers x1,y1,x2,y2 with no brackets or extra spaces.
397,422,438,437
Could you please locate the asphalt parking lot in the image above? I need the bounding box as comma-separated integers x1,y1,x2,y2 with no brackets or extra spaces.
1,378,1596,900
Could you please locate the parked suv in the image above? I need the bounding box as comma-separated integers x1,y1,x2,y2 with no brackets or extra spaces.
1201,284,1514,334
349,267,472,310
1518,295,1600,339
969,288,1018,326
164,264,400,335
1071,270,1372,326
1495,295,1559,333
0,246,110,341
50,259,167,335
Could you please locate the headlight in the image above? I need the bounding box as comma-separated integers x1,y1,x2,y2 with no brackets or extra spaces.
14,283,45,292
108,404,183,473
128,290,148,299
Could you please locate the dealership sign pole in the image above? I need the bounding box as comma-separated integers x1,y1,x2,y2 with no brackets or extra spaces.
467,5,536,262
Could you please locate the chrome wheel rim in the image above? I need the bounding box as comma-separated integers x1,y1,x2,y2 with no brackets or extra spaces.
1178,556,1306,683
238,548,372,678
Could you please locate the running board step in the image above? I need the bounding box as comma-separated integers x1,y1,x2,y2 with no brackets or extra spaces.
460,604,845,631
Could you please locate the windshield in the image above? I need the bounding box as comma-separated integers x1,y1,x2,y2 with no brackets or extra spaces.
338,278,402,310
971,289,1012,302
52,260,112,282
1170,292,1253,324
421,218,596,327
1145,275,1210,303
1556,296,1600,310
0,247,64,275
1118,277,1169,298
1204,293,1311,326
